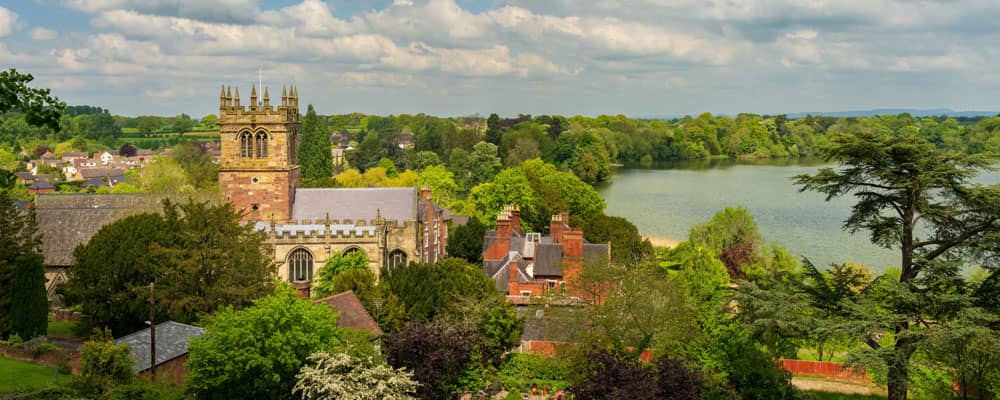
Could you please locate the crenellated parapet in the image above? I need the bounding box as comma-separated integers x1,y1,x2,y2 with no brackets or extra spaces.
218,85,299,123
253,217,410,240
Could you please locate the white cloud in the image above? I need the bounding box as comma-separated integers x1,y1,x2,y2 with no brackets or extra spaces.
29,27,58,41
0,6,17,37
67,0,261,23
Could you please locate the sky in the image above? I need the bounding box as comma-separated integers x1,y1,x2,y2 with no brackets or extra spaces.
1,0,999,118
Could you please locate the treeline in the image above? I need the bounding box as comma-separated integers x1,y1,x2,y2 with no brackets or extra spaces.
0,108,217,148
329,112,1000,185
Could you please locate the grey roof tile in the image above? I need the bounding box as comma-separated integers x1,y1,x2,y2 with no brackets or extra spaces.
292,188,416,223
116,321,205,372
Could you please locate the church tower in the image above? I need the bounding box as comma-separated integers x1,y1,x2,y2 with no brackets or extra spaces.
218,84,301,222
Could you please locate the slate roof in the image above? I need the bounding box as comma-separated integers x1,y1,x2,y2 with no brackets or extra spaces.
61,152,88,158
292,188,416,223
533,244,564,276
116,321,205,372
313,291,383,336
80,168,125,179
584,243,611,266
517,305,588,342
34,194,214,266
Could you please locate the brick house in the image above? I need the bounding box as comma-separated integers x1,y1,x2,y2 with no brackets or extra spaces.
313,290,382,336
482,206,609,301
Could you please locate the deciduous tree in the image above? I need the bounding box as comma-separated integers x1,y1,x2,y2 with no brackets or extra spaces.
186,286,346,399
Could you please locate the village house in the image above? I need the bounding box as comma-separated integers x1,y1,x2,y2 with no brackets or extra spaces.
482,206,609,300
60,151,89,163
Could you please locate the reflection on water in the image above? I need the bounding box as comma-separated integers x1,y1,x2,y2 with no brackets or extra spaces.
598,158,999,272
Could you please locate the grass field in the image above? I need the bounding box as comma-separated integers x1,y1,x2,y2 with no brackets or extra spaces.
0,357,68,393
46,318,89,338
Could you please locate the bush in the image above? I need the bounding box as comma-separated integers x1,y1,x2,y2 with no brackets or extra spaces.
100,382,187,400
498,353,571,393
3,333,24,346
30,342,57,357
72,328,135,397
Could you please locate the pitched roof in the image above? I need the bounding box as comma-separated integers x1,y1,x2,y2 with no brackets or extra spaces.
80,168,125,179
33,194,209,266
116,321,206,372
313,291,383,335
292,188,416,223
533,243,564,276
61,151,88,158
28,181,54,190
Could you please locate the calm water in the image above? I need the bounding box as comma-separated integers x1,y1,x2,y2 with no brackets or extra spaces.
598,159,1000,271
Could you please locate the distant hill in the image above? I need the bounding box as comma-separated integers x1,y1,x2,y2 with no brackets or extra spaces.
784,109,998,118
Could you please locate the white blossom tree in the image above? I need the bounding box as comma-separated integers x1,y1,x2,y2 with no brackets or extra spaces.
293,352,419,400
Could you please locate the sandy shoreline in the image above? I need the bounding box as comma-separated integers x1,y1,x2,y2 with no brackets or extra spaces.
645,234,681,249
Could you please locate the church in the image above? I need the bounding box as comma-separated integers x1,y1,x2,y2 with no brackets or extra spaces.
35,85,456,298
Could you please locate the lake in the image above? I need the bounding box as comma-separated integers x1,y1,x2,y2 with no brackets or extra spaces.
598,158,1000,271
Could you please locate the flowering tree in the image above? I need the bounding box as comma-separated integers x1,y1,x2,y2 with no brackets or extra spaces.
293,352,418,400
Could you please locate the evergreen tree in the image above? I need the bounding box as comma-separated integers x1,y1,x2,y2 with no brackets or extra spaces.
300,104,333,180
486,113,502,145
0,190,42,338
11,253,47,339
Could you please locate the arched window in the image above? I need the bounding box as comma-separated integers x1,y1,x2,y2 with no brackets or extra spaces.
255,131,268,158
239,131,253,158
288,248,313,283
388,249,407,269
342,247,365,257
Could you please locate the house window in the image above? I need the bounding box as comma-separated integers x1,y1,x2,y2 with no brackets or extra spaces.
388,249,407,269
288,248,313,283
520,291,532,297
255,131,268,158
240,131,253,158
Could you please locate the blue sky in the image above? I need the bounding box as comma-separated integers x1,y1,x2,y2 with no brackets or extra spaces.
1,0,998,118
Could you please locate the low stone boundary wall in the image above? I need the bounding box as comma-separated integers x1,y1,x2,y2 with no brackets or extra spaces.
0,344,82,374
779,359,869,383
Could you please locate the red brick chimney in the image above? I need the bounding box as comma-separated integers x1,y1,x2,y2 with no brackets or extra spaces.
508,258,519,295
550,213,566,243
485,207,513,260
510,205,523,235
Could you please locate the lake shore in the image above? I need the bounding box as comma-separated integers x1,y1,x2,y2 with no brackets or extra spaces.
645,234,681,249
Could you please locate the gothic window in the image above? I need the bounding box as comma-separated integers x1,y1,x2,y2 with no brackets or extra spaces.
388,249,407,269
255,131,269,158
343,247,365,257
288,248,313,283
239,131,253,158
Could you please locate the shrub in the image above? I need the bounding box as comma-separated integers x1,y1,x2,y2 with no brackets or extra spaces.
100,382,187,400
498,353,571,393
30,342,57,357
293,352,418,400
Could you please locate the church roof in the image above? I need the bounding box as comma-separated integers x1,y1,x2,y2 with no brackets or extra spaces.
313,290,383,336
292,188,417,223
34,194,215,266
34,194,167,266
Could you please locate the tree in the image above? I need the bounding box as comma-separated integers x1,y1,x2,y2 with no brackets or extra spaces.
200,114,219,129
447,217,487,264
63,201,275,335
170,141,217,190
486,113,502,145
171,114,194,136
568,348,658,400
793,128,1000,399
73,328,135,397
300,104,334,180
312,251,370,299
386,321,475,400
417,165,458,207
10,253,47,340
118,142,137,157
575,214,653,265
689,207,763,279
293,352,418,400
136,116,159,136
0,190,42,338
381,258,496,322
71,136,88,152
186,286,347,399
0,68,65,132
412,151,441,170
468,141,502,188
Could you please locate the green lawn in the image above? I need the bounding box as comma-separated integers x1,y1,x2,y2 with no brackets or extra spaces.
0,357,69,393
802,391,886,400
46,318,88,338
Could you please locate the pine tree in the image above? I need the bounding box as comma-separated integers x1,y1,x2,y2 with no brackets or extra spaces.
11,253,47,340
0,190,42,338
300,104,333,180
